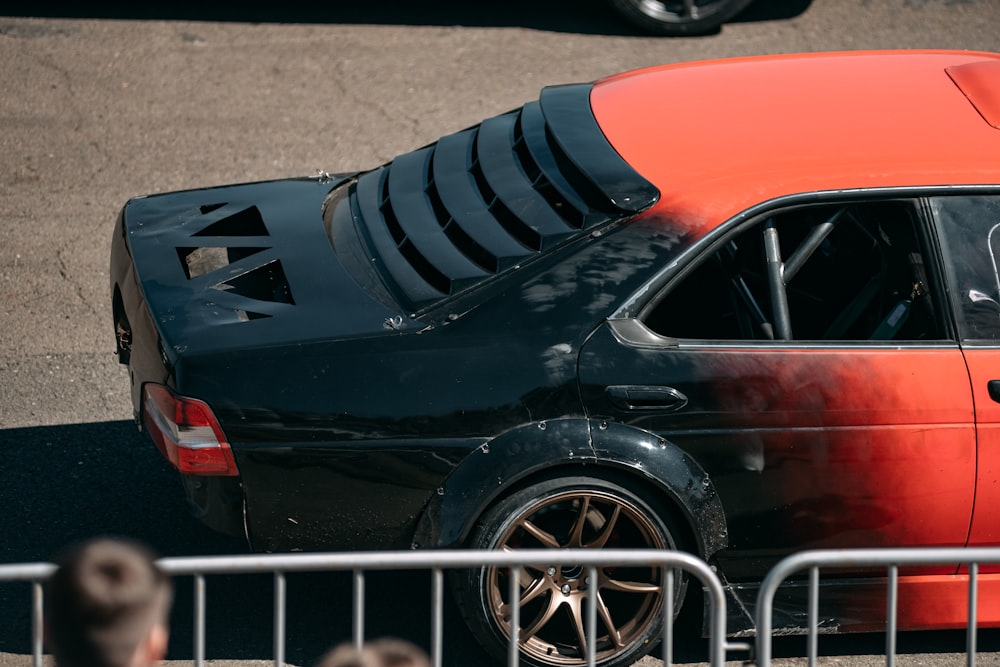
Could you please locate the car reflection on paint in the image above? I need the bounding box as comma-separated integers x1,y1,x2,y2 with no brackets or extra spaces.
110,51,1000,667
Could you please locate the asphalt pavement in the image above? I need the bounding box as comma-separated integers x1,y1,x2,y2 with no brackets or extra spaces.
3,1,1000,665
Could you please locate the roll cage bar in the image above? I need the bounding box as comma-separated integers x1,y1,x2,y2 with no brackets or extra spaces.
719,205,923,342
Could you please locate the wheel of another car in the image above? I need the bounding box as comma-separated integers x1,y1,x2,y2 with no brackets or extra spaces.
454,474,688,667
606,0,754,35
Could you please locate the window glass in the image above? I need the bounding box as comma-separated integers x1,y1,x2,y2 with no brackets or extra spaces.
643,201,943,342
931,195,1000,343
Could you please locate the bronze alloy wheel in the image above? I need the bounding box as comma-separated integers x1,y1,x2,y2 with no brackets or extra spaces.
456,475,686,667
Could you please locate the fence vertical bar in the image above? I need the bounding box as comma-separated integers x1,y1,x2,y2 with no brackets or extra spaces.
274,572,286,667
32,581,43,667
886,565,897,667
508,566,520,667
663,567,674,667
353,569,365,649
431,568,444,667
807,566,818,667
194,574,206,667
968,562,978,667
587,565,597,667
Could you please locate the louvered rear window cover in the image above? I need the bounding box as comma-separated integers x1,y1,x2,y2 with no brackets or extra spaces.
333,82,660,311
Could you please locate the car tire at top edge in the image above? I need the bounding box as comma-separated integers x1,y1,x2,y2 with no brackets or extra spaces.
606,0,755,36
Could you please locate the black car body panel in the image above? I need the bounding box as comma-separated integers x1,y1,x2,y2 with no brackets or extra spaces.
203,213,695,552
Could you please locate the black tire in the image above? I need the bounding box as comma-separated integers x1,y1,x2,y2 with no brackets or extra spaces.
606,0,754,36
454,474,688,667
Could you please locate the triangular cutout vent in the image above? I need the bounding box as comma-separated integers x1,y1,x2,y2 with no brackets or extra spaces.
194,205,269,237
212,260,295,305
178,246,269,280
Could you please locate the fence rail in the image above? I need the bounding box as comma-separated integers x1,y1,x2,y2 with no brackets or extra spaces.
0,548,736,667
754,546,1000,667
7,546,1000,667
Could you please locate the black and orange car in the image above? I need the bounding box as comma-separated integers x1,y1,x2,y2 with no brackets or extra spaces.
111,50,1000,667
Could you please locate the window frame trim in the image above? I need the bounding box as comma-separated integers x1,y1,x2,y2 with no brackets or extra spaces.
613,186,997,346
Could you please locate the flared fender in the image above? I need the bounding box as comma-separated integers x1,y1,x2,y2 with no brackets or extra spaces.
589,420,729,558
412,417,728,560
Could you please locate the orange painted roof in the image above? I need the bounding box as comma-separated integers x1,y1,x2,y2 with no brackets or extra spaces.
591,50,1000,235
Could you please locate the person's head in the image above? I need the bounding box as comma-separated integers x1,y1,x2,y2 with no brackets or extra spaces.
45,538,173,667
317,638,431,667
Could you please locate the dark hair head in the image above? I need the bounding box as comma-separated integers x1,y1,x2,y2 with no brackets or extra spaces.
364,639,432,667
317,639,431,667
45,538,172,667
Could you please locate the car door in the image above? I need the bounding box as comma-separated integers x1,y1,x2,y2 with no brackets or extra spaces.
932,194,1000,550
579,197,976,581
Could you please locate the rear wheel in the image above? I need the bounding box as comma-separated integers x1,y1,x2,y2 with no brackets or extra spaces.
455,474,687,667
606,0,754,36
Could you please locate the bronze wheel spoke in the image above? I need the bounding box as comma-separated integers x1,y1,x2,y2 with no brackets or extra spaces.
520,594,564,642
520,518,562,548
500,546,548,580
566,495,592,547
601,574,661,594
519,573,550,606
595,590,625,649
565,596,589,660
586,504,621,548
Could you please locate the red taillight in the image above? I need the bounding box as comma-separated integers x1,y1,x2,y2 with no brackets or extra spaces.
141,384,239,476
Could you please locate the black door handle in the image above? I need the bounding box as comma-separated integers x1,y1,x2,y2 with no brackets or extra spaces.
988,380,1000,403
606,385,688,412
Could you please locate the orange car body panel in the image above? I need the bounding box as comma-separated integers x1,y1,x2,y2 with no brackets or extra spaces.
591,50,1000,232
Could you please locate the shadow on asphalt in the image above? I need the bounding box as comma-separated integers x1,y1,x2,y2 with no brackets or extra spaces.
0,420,245,564
3,0,813,37
5,419,998,665
0,420,494,664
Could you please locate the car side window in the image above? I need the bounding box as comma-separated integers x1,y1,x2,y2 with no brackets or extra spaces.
642,201,944,342
932,195,1000,344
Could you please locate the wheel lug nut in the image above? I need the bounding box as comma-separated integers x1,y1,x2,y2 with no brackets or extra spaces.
547,567,556,576
561,584,571,595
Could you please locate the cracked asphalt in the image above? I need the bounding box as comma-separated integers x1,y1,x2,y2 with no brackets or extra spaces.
2,1,1000,665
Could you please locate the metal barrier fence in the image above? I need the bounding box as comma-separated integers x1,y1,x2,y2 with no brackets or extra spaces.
754,547,1000,667
0,548,738,667
9,546,999,667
